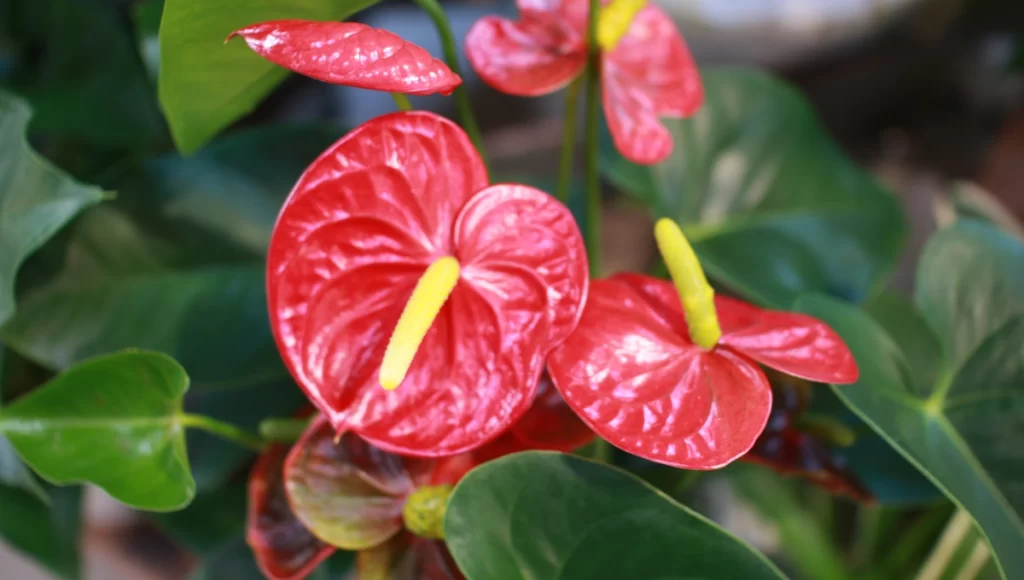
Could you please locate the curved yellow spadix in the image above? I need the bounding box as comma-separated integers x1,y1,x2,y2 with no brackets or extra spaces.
597,0,647,52
379,256,461,390
653,218,721,350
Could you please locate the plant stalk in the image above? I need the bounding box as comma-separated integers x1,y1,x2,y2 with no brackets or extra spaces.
555,77,582,203
180,413,265,452
411,0,487,166
391,92,413,111
259,417,312,444
916,510,974,580
583,0,602,277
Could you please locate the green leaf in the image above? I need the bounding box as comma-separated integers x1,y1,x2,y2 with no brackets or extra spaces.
796,221,1024,579
2,0,168,148
0,350,195,511
159,0,377,152
0,89,103,327
601,67,906,308
445,451,788,580
0,485,81,579
2,125,335,489
0,347,47,502
935,182,1024,239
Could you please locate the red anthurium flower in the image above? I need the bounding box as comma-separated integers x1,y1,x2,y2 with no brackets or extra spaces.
743,373,873,502
548,219,858,469
473,371,596,462
465,0,702,164
229,20,461,95
267,111,588,457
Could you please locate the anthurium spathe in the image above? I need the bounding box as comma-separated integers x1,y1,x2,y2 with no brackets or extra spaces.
266,111,588,457
548,219,858,469
229,20,462,95
465,0,702,164
247,418,469,580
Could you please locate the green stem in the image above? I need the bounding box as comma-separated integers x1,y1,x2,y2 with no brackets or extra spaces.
411,0,487,167
180,414,265,452
583,0,602,277
593,438,612,463
916,510,974,580
259,417,312,444
391,92,413,111
555,77,582,203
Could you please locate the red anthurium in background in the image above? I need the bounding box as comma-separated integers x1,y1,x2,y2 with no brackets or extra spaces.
548,219,858,469
465,0,702,164
266,111,588,457
229,20,462,95
743,376,874,503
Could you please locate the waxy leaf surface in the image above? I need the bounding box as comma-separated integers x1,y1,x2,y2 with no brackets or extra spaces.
229,21,461,95
268,111,587,456
0,350,194,511
796,221,1024,580
445,451,787,580
601,67,905,308
0,90,102,327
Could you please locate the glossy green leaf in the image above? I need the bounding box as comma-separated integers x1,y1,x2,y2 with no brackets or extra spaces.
796,221,1024,579
0,90,103,327
0,350,195,511
601,67,905,308
0,485,81,579
2,0,168,148
445,451,788,580
159,0,377,152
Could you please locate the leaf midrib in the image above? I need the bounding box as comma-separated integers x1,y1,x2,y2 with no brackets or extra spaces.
0,414,181,433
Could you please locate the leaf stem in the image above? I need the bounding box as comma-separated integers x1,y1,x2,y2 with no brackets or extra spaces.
391,92,413,111
583,0,602,277
916,510,974,580
954,540,990,580
179,414,265,452
593,438,612,463
258,417,312,444
412,0,487,167
555,77,582,203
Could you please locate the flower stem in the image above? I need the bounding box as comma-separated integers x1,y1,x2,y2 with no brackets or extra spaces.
583,0,602,277
916,510,974,580
412,0,487,166
555,77,582,203
391,92,413,111
258,417,312,444
593,438,612,463
179,414,265,452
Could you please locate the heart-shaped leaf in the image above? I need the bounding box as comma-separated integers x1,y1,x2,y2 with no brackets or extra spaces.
2,125,336,489
445,451,788,579
796,220,1024,579
159,0,378,152
601,67,905,308
0,350,195,511
0,90,103,327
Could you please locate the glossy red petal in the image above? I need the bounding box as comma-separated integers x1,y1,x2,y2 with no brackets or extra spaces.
229,20,461,95
466,16,586,97
548,278,772,469
475,372,595,461
284,417,424,550
716,295,859,384
267,112,489,442
602,5,702,165
247,445,333,580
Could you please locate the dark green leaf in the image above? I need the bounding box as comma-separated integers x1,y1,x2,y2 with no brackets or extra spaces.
0,484,81,579
0,89,103,326
601,67,905,308
3,0,168,148
159,0,377,152
0,347,47,502
445,451,788,580
797,224,1024,580
0,350,194,511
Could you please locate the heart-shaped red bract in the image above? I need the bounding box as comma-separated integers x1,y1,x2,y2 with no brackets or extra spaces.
267,111,588,457
547,273,857,469
247,444,333,580
229,20,461,95
465,0,702,164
